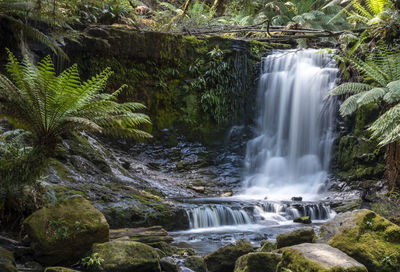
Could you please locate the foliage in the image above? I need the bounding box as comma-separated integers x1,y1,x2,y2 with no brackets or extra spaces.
189,46,239,124
0,50,152,157
81,252,104,271
61,0,135,25
328,47,400,146
0,0,68,59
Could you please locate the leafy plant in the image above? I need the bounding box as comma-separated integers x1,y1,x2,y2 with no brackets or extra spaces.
81,252,104,271
0,49,152,158
0,0,68,59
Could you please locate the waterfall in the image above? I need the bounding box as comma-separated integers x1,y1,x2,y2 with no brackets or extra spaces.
185,202,334,228
186,205,253,228
243,49,338,200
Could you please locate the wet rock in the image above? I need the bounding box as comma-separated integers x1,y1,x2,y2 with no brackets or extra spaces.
19,261,43,271
91,240,161,272
183,256,206,272
44,267,79,272
0,247,17,272
204,239,254,272
277,243,367,272
293,216,312,224
319,209,400,272
23,197,109,265
110,226,173,243
291,197,303,201
191,186,205,193
160,257,178,272
220,192,233,197
234,252,281,272
149,241,194,258
276,227,316,249
259,240,275,252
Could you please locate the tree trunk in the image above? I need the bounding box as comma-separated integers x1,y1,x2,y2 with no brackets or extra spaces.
386,142,400,191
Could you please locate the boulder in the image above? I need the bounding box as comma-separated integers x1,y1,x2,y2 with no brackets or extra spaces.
91,240,160,272
0,247,17,272
204,239,254,272
160,257,178,272
319,209,400,272
234,252,281,272
276,228,315,249
293,216,311,224
276,243,367,272
23,197,109,265
259,240,275,252
44,267,79,272
183,256,206,272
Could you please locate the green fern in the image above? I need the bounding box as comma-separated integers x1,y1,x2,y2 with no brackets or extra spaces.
329,48,400,146
0,50,152,157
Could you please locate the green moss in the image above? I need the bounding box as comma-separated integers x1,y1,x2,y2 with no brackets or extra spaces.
91,240,160,272
23,197,109,265
0,263,18,272
260,240,276,252
184,256,206,272
276,228,316,249
204,239,254,272
328,210,400,272
235,252,281,272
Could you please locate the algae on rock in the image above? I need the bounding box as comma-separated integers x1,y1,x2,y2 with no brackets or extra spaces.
23,197,109,265
325,210,400,272
91,240,161,272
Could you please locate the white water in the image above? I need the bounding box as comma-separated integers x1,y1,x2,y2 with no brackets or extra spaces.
242,49,338,201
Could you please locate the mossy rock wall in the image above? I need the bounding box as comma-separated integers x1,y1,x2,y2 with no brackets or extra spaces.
65,26,281,143
332,103,385,181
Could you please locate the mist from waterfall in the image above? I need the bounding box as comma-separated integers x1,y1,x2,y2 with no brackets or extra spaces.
242,49,338,201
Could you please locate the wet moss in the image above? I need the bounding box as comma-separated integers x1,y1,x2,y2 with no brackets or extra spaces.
328,210,400,272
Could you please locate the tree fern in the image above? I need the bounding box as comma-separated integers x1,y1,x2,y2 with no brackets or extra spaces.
0,50,151,157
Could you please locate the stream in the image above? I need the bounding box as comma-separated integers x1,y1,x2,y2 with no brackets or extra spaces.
170,49,340,255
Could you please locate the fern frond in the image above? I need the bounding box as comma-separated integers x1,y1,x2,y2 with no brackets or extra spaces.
339,92,364,116
327,82,373,97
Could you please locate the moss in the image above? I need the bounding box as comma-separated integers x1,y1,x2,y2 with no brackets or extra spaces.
328,210,400,272
260,240,275,252
204,239,254,272
235,252,281,272
49,159,73,182
184,256,206,272
276,248,363,272
91,240,160,272
23,197,109,265
276,228,316,249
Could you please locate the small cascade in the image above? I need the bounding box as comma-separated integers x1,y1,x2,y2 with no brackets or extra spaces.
186,205,253,229
185,201,334,229
256,202,333,220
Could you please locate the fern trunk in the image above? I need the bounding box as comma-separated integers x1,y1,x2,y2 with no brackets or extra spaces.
386,142,400,191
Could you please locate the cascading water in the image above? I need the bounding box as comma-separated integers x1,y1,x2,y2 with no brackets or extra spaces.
172,49,338,255
243,49,338,200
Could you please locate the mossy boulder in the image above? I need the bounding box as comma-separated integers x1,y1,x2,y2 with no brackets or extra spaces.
91,240,160,272
259,240,275,252
276,243,367,272
160,257,178,272
44,267,79,272
276,227,316,249
0,247,17,272
321,209,400,272
23,197,109,265
183,256,206,272
204,239,254,272
234,252,281,272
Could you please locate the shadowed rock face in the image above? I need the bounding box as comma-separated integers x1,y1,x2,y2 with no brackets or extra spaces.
278,243,367,272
